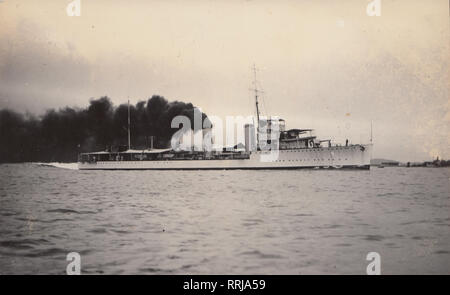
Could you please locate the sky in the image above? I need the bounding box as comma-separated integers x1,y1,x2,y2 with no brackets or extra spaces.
0,0,448,162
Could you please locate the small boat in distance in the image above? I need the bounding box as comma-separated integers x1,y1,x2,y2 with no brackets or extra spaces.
78,68,373,170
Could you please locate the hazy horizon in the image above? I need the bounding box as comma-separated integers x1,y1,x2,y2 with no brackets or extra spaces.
1,0,448,162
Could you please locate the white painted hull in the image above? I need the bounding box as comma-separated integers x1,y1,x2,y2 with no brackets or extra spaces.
78,144,372,170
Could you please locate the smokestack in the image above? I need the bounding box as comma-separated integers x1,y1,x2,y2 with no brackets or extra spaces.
245,124,256,153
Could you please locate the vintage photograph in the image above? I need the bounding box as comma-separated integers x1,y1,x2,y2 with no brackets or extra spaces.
0,0,449,276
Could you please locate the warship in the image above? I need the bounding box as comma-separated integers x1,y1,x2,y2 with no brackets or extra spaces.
78,68,372,170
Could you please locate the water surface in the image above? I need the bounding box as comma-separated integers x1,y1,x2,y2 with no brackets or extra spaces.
0,164,449,274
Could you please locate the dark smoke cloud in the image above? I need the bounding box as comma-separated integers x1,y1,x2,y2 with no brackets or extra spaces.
0,96,208,163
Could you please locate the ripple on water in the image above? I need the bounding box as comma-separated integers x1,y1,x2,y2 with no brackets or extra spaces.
434,250,450,255
0,238,50,250
364,235,385,242
239,250,284,259
87,228,108,234
23,248,68,258
46,209,80,214
46,208,97,214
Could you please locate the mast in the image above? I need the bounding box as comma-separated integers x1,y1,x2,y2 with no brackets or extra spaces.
251,64,261,148
128,99,131,150
370,120,373,143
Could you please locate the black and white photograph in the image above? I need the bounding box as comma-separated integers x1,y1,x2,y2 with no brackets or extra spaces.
0,0,449,281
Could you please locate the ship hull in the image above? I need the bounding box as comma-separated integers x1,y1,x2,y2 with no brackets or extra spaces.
78,144,372,170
